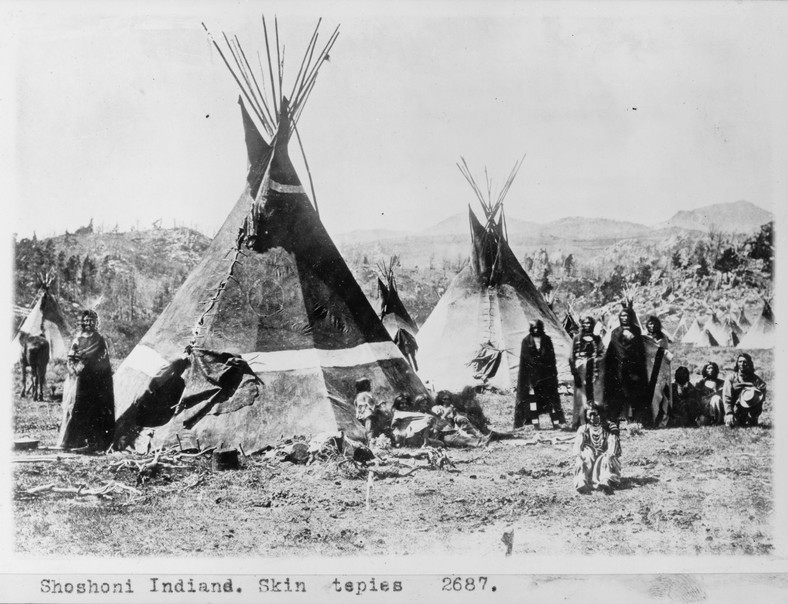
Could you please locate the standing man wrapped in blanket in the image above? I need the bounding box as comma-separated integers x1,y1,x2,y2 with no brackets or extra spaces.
569,316,605,429
603,304,649,427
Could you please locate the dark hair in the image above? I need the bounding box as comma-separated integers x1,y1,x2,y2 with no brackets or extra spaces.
435,390,453,406
674,366,690,384
414,394,432,411
81,309,98,320
355,378,371,393
736,353,754,374
646,315,663,335
702,362,720,380
392,393,412,411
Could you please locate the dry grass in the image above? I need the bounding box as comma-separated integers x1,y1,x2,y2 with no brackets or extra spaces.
11,347,773,558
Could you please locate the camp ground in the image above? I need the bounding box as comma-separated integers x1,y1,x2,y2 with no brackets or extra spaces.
8,7,780,578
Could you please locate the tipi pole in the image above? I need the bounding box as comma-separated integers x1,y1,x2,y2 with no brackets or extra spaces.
261,16,280,119
293,124,320,217
289,19,322,103
234,36,275,135
202,23,266,127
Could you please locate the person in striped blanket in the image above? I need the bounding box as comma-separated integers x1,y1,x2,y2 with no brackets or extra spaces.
573,407,622,494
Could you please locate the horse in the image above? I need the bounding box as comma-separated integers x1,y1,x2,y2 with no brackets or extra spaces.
20,333,50,401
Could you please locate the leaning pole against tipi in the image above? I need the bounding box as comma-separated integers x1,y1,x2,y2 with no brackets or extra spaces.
114,19,428,452
417,158,572,392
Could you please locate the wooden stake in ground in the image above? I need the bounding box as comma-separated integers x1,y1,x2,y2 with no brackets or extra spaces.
365,471,374,511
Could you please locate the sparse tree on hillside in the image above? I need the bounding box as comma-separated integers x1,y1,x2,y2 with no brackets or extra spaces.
598,265,626,305
563,253,575,277
747,221,774,276
64,254,81,284
636,261,653,286
714,247,741,274
81,255,98,293
671,250,683,270
539,268,553,295
695,255,710,279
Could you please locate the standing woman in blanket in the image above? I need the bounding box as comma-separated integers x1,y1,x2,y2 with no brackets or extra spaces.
57,310,115,451
645,315,669,349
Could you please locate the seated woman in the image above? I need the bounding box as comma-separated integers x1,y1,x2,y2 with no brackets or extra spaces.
723,353,767,427
390,392,434,447
573,407,621,494
431,391,489,448
669,366,701,427
694,361,726,426
353,377,384,442
456,385,490,434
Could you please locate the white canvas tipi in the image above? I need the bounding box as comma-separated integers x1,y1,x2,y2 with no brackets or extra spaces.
738,299,775,349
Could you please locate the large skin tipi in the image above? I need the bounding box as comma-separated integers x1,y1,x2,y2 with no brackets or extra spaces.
114,20,427,452
416,159,572,391
12,273,71,360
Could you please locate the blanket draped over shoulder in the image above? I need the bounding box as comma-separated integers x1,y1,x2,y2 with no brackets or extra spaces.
57,332,115,450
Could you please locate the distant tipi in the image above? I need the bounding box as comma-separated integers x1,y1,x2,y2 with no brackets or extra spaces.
377,257,419,371
11,272,71,360
114,20,427,452
681,317,703,345
416,158,572,391
738,299,775,349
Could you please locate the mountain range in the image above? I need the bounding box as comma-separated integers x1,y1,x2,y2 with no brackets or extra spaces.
335,200,771,246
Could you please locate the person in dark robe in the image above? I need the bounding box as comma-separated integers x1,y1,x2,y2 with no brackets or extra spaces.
669,366,701,427
569,316,605,429
57,310,115,451
603,305,649,427
645,315,669,349
515,320,566,429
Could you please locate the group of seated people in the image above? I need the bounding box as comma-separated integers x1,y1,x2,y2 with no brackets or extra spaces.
353,348,768,499
573,351,768,497
353,379,495,450
671,353,767,428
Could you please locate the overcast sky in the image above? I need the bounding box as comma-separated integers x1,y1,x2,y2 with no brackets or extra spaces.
2,1,787,240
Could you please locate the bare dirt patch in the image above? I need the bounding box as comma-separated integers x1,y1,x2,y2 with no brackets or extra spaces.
12,348,773,558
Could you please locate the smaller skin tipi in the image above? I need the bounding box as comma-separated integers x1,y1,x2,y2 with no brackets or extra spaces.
377,256,419,371
738,298,775,349
681,317,704,345
12,272,71,360
671,315,689,342
417,157,572,391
